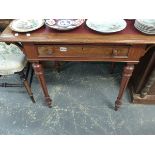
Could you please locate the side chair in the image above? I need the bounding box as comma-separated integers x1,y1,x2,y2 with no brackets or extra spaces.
0,42,35,103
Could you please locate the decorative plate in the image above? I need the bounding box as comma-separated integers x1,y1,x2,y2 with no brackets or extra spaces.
134,19,155,35
136,19,155,27
9,19,45,32
86,19,127,33
45,19,85,30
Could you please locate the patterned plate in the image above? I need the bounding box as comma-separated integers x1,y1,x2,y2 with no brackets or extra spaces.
86,19,127,33
9,19,45,32
45,19,85,31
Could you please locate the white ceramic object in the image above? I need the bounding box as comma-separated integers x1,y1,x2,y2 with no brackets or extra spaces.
86,19,127,33
134,19,155,34
10,19,45,32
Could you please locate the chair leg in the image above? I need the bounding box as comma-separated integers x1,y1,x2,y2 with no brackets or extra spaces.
25,62,31,80
0,83,23,87
19,71,35,103
25,62,34,87
29,64,34,87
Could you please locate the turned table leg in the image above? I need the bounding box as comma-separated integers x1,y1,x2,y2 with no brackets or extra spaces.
115,63,135,111
32,62,52,108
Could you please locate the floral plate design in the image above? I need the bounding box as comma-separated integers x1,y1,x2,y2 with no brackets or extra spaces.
86,19,127,33
9,19,45,32
45,19,85,31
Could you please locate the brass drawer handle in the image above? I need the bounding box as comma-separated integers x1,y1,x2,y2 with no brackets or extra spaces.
112,49,118,56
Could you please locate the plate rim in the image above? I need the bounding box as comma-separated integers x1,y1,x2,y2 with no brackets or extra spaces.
9,19,45,32
136,19,155,28
86,19,127,33
45,19,85,31
134,24,155,34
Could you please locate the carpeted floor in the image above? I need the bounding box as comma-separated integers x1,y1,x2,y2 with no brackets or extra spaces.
0,62,155,134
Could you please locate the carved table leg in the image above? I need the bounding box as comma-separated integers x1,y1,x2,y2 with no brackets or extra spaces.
115,63,135,111
32,62,52,108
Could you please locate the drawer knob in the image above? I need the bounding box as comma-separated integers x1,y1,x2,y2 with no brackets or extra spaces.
112,49,118,56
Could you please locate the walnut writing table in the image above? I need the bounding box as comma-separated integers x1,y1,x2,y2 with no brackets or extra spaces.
1,20,155,110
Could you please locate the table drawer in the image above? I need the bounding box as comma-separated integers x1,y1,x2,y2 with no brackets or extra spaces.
37,45,129,58
38,45,83,57
82,46,129,58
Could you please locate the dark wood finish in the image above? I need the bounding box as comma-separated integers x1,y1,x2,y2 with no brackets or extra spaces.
130,46,155,103
37,45,129,58
2,20,155,45
115,63,134,110
140,68,155,98
19,71,35,103
25,62,31,79
1,20,154,110
25,62,34,87
0,19,11,32
0,83,23,87
29,67,34,87
32,62,52,107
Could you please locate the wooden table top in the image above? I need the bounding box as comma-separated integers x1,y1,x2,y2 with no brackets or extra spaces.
1,20,155,44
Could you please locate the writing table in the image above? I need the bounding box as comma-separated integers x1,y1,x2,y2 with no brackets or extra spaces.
1,20,154,110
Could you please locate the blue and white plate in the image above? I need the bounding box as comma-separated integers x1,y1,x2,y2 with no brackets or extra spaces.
45,19,85,31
